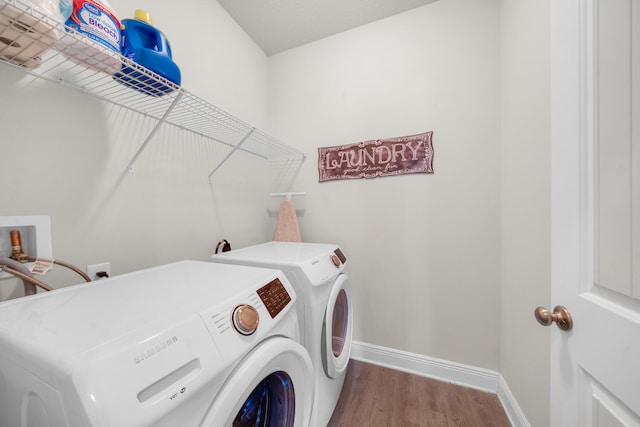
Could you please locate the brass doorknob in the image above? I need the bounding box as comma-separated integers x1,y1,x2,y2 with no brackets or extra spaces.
534,306,573,331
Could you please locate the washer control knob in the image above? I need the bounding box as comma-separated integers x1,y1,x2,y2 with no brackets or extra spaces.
232,304,259,335
330,254,341,267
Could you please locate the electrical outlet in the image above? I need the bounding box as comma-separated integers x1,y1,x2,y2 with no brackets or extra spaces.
86,262,111,281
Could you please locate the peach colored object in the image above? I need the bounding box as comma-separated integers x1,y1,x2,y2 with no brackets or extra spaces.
273,199,302,242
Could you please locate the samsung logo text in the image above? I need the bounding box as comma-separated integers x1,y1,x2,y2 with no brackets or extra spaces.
134,336,178,364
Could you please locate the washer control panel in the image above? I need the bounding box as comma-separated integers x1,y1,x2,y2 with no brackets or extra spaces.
200,272,297,364
256,278,291,319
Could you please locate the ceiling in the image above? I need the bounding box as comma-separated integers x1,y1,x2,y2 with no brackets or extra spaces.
216,0,438,56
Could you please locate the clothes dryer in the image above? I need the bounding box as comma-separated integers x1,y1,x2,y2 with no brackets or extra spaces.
0,260,314,427
212,241,353,427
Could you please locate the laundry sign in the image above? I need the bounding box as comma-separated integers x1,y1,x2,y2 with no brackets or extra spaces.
317,131,434,182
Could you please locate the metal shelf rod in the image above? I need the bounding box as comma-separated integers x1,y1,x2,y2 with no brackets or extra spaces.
128,90,185,172
208,128,258,182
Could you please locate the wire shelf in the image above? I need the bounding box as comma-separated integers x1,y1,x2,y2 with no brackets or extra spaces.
0,0,305,180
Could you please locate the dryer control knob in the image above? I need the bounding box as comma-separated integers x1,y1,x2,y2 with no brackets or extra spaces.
232,304,259,335
330,254,341,267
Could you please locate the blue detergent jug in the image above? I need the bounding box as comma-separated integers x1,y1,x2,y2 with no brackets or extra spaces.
114,10,181,96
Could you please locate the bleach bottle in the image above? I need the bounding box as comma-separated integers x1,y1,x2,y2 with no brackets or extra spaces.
57,0,121,74
115,10,181,96
63,0,120,53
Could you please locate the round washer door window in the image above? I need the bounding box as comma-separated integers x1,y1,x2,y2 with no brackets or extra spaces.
323,274,353,378
232,371,294,427
201,337,313,427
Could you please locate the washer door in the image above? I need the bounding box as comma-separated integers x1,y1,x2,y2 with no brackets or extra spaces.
201,337,313,427
323,274,353,379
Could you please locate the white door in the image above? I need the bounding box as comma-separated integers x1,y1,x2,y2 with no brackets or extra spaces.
550,0,640,426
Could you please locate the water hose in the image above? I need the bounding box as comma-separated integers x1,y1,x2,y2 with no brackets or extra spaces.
16,254,91,283
0,257,53,294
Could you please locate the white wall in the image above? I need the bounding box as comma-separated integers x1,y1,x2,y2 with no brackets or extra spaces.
0,0,551,423
269,0,552,423
0,0,277,298
269,0,502,371
499,1,550,425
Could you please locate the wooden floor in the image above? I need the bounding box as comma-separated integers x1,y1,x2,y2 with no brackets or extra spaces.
327,360,512,427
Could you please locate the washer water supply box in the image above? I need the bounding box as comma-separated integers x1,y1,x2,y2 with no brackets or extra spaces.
0,215,52,281
114,9,181,96
0,0,61,69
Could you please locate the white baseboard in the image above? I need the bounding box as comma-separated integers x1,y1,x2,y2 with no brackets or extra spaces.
350,341,530,427
497,374,532,427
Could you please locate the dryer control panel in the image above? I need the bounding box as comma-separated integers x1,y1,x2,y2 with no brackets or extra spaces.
303,247,348,287
334,248,347,264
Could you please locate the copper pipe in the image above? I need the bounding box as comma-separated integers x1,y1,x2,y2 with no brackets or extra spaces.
10,230,24,259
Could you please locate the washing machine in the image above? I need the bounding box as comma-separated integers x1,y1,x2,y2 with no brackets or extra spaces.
0,260,314,427
212,242,353,427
